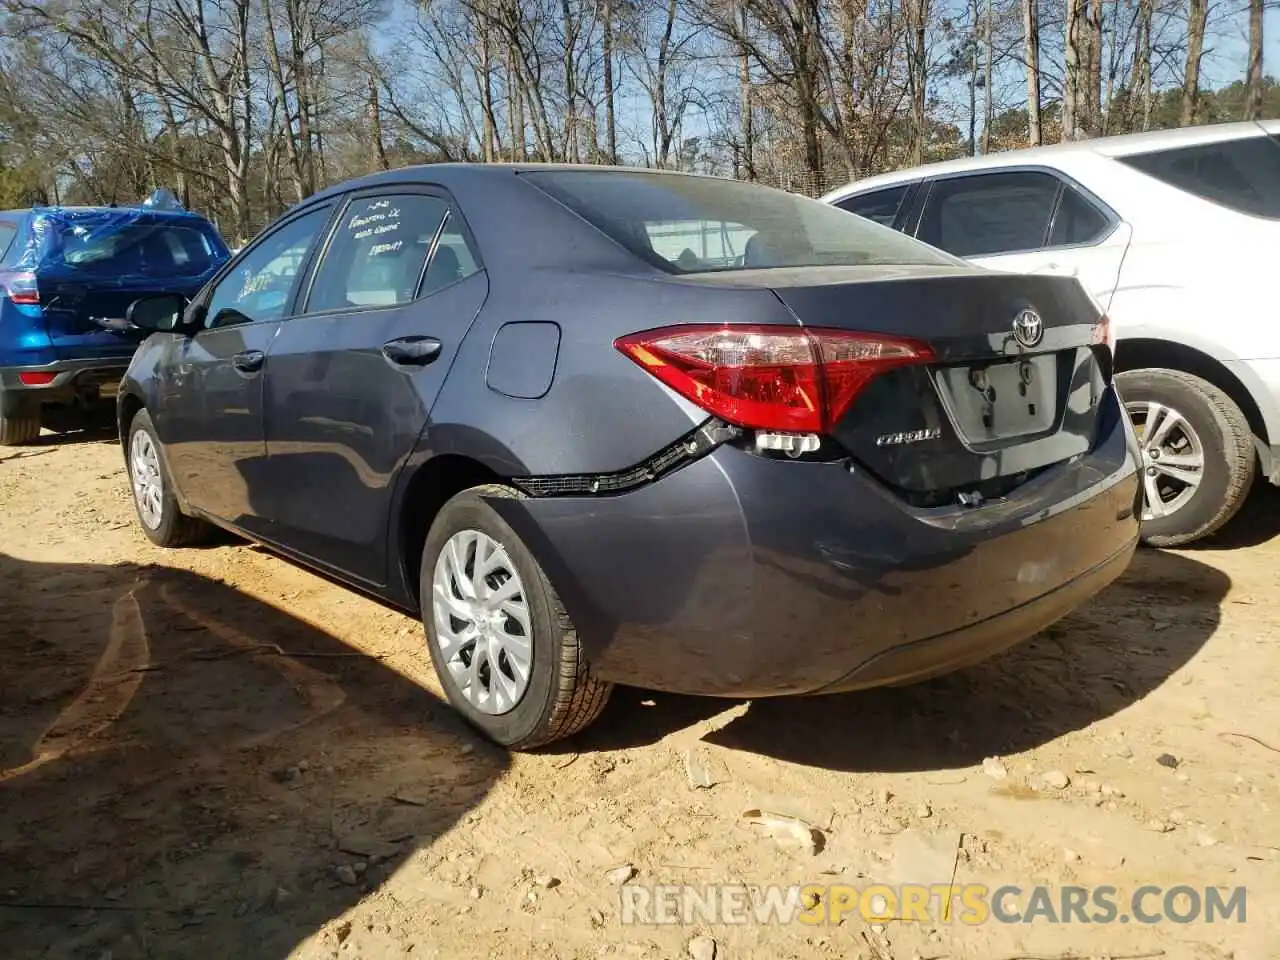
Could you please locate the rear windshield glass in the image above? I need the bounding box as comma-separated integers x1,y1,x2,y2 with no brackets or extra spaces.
522,170,955,273
13,213,229,277
48,219,227,275
1117,134,1280,219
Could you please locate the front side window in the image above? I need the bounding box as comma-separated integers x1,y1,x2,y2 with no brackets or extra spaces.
204,207,330,328
308,195,450,313
1117,135,1280,219
523,170,953,273
918,171,1062,257
835,185,911,228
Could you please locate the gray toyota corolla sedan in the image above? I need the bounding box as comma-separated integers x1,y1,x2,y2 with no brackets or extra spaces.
117,164,1142,748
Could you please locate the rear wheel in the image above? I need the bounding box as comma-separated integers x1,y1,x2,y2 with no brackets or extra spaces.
126,408,213,547
1116,368,1255,547
0,394,41,446
421,484,612,749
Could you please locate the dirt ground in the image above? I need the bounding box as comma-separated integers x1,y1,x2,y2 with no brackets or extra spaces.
1,426,1277,960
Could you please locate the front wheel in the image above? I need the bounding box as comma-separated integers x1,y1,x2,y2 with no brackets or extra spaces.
421,485,612,749
1116,368,1256,547
126,409,213,547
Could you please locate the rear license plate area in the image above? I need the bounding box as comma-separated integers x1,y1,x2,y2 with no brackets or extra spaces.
934,354,1060,444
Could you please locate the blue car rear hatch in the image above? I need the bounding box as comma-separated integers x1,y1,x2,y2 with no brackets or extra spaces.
1,205,229,362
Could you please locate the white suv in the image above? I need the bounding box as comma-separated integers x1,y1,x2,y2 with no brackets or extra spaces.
824,120,1280,546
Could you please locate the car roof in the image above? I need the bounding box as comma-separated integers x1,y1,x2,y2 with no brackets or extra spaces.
822,119,1280,201
306,162,740,205
34,205,211,219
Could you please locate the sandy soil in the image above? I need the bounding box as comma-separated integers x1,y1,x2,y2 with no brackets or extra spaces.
1,425,1277,960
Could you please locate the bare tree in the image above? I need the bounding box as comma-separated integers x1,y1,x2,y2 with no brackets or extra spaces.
1243,0,1264,120
1181,0,1207,125
1023,0,1042,145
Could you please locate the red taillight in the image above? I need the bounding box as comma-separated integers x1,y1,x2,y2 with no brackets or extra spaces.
1091,313,1114,354
0,271,39,305
615,324,933,433
18,371,56,386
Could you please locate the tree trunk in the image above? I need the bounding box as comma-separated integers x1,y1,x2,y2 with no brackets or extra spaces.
602,0,617,163
981,0,993,153
480,3,496,162
1023,0,1041,145
505,42,524,161
1133,0,1154,130
794,0,824,178
1085,0,1102,135
1244,0,1264,120
1063,0,1085,139
906,0,929,165
968,0,979,156
1181,0,1207,126
738,1,755,179
262,0,307,203
561,0,579,162
367,75,389,170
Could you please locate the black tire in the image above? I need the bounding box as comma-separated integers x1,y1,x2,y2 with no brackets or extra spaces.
1115,368,1255,547
125,408,213,547
420,484,612,749
0,394,41,446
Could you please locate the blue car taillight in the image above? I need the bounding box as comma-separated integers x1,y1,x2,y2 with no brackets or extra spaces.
0,270,39,305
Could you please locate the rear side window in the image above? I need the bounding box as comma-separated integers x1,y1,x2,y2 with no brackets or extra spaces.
308,195,449,312
918,171,1061,257
835,185,911,228
0,221,17,261
523,169,952,272
1050,187,1110,245
420,216,481,297
1117,135,1280,218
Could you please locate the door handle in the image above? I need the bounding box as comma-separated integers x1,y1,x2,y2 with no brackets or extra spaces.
232,350,265,373
382,336,442,367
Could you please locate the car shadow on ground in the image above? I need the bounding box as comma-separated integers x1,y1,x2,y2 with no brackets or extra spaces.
35,405,120,447
571,548,1228,772
1190,481,1280,550
0,553,503,960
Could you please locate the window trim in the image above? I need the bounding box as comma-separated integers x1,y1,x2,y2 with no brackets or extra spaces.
295,184,483,321
912,165,1120,258
192,202,335,331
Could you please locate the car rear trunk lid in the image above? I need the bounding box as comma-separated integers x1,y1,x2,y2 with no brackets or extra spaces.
25,211,227,362
766,268,1110,502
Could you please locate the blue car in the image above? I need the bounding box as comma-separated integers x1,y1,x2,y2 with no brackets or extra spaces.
0,197,230,444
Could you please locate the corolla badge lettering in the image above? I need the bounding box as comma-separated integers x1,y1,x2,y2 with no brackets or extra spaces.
875,428,943,446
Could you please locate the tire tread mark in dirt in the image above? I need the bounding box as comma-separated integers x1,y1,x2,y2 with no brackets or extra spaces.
0,587,148,782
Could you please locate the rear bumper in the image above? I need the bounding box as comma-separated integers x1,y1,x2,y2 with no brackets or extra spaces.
0,357,130,397
493,388,1142,697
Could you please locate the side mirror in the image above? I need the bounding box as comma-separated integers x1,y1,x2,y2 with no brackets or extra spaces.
126,294,189,333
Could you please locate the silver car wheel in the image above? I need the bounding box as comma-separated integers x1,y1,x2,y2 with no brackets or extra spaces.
130,429,166,530
1126,400,1206,522
431,528,534,716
